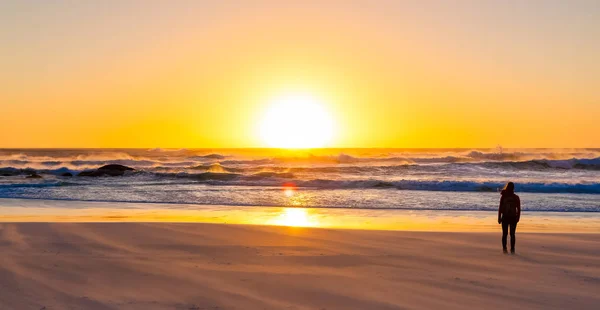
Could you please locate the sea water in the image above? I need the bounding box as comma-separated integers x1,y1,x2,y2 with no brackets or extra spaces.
0,148,599,213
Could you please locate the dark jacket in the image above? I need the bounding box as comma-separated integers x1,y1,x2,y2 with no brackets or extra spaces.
498,190,521,223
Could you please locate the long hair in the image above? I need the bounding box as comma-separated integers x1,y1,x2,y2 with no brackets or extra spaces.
502,182,515,195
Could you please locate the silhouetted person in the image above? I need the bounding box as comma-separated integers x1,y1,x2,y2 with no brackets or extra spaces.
498,182,520,254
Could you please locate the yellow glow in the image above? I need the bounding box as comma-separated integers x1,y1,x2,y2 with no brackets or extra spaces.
269,208,317,227
2,3,599,148
259,93,334,148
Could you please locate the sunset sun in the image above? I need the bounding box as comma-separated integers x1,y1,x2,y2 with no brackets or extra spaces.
260,93,334,149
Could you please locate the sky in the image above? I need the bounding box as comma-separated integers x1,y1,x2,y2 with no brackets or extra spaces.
1,0,599,148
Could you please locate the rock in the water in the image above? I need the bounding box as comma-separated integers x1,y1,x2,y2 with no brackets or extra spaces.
26,173,42,179
98,164,135,172
78,164,135,177
77,170,95,177
0,168,20,176
60,172,73,177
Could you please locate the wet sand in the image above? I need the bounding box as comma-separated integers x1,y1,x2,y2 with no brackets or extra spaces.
0,222,598,309
1,198,600,232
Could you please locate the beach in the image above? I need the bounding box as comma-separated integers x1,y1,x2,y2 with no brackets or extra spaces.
1,221,599,310
4,0,600,308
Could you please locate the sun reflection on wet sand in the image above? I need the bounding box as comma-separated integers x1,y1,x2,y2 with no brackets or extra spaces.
0,199,599,232
266,208,318,227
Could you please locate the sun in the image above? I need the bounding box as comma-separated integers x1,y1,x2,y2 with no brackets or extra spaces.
259,93,334,148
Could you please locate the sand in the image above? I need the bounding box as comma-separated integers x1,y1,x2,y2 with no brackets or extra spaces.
0,223,598,310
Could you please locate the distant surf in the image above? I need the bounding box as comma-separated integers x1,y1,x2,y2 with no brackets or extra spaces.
0,148,598,212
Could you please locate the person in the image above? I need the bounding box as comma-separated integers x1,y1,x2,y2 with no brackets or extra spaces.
498,182,521,254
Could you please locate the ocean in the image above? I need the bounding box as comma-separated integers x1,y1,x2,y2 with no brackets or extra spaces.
0,148,599,213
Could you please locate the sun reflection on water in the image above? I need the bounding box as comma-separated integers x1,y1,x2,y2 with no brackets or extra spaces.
284,187,295,197
281,183,309,207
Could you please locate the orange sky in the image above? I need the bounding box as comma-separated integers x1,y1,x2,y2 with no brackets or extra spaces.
1,1,599,148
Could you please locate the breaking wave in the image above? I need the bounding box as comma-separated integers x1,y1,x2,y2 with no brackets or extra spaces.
1,156,600,179
0,149,598,211
2,172,598,194
167,175,600,194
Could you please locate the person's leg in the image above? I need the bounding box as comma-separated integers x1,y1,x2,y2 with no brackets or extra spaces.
502,220,509,251
510,221,517,253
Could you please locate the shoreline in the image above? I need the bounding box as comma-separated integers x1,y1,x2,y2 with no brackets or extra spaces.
1,198,599,233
